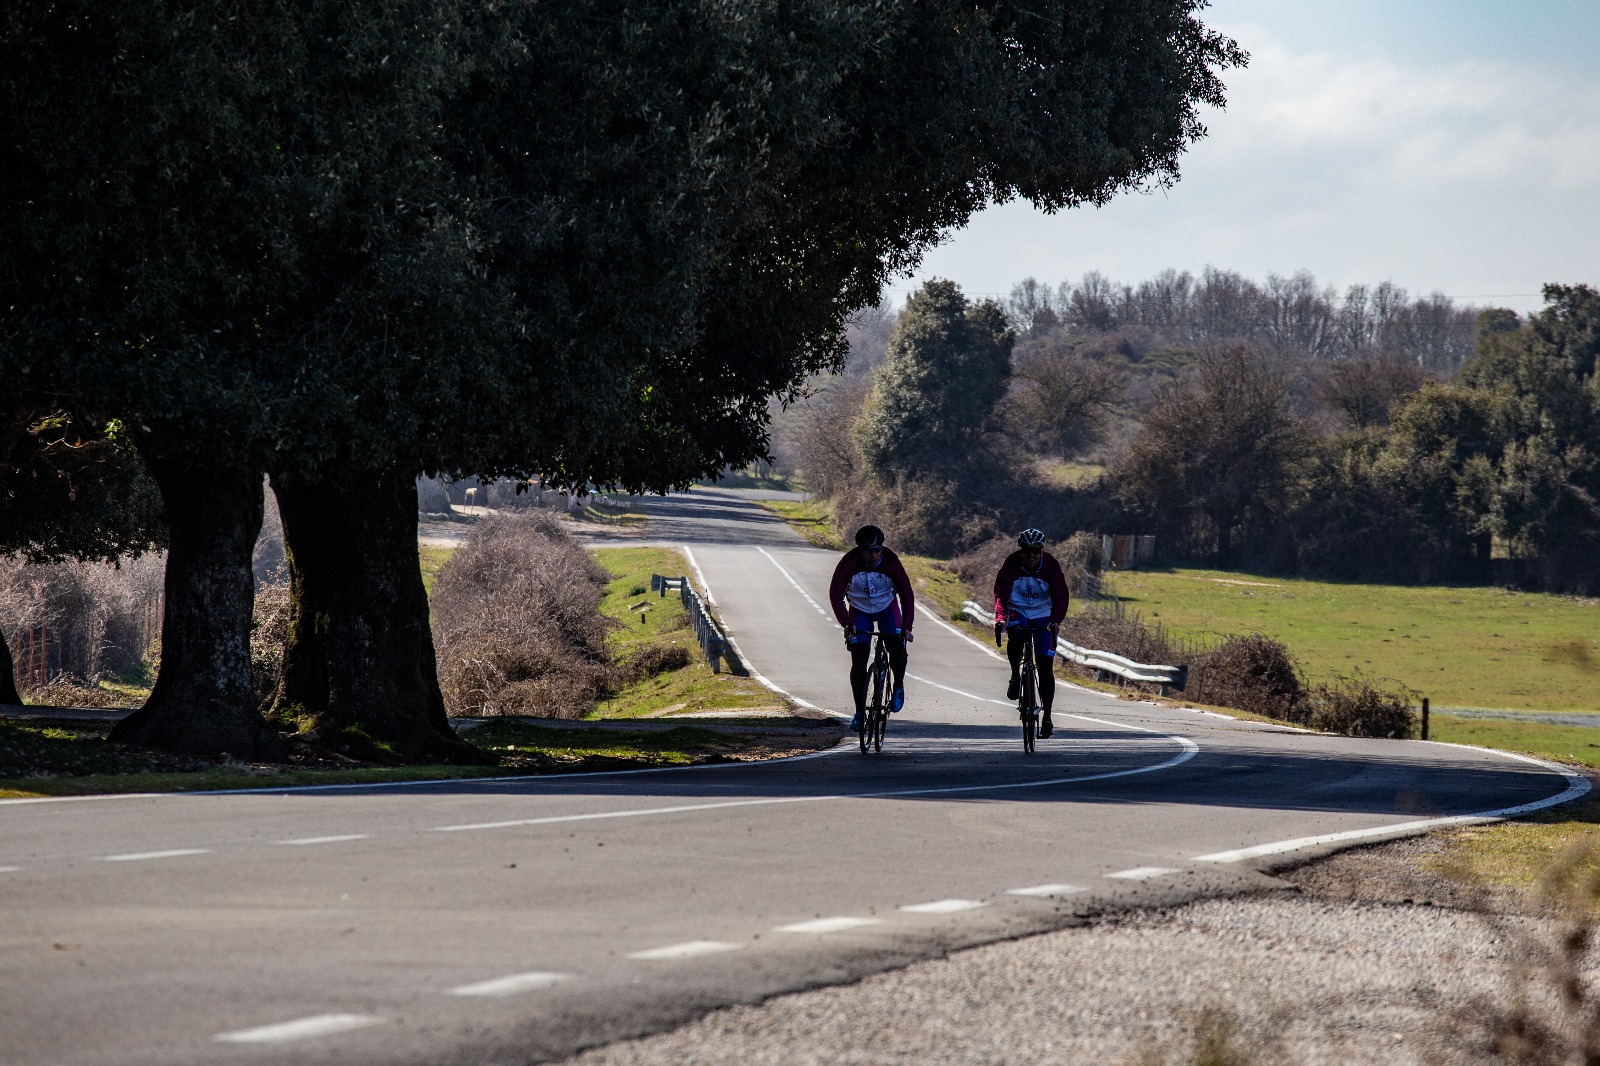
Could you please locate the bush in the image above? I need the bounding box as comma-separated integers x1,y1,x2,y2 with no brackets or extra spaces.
1061,606,1183,669
431,512,614,718
0,552,164,692
1186,633,1302,719
1293,673,1417,738
250,580,291,714
618,642,695,685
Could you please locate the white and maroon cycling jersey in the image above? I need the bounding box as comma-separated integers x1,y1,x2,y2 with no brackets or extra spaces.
829,546,916,628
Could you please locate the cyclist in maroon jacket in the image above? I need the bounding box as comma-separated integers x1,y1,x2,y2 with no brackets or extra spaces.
993,528,1069,738
829,524,914,731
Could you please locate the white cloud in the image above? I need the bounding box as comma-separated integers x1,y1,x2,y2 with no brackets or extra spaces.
906,23,1600,313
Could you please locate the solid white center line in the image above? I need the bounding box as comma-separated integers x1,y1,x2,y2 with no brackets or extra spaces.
627,940,742,961
449,971,570,997
900,898,987,914
277,835,370,846
1007,883,1088,897
1107,867,1178,880
213,1014,382,1044
775,916,882,934
98,848,210,862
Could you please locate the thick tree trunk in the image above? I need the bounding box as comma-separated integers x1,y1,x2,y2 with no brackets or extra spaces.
111,455,285,759
0,625,21,705
270,466,490,764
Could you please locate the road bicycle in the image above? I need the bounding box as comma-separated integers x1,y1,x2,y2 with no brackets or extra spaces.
997,624,1041,754
855,628,892,754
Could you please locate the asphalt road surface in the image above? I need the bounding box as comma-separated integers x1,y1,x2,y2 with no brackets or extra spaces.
1,488,1586,1066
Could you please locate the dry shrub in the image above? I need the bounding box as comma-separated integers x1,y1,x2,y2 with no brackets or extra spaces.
250,579,291,713
617,642,695,685
1293,673,1416,738
1451,842,1600,1064
1,552,164,691
432,512,613,718
1187,634,1302,719
1062,607,1183,670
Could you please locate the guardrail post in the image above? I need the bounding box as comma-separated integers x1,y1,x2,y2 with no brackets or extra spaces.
1421,696,1429,740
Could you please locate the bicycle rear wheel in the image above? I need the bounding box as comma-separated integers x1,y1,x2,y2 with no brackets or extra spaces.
1022,706,1036,753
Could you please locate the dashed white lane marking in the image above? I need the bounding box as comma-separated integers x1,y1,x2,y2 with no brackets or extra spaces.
628,940,742,960
213,1014,382,1044
98,848,209,862
757,547,829,618
687,544,842,718
1107,867,1178,880
449,971,570,997
900,898,987,914
1007,883,1088,897
1196,748,1592,862
0,865,19,873
775,916,882,934
278,834,370,846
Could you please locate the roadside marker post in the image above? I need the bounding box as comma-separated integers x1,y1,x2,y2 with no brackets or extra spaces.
1421,697,1429,741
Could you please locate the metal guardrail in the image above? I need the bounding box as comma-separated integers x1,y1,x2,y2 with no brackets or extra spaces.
652,574,728,673
961,600,1187,695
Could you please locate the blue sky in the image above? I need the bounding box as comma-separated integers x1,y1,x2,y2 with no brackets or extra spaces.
905,0,1600,314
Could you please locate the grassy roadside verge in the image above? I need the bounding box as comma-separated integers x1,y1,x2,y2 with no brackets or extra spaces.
0,716,834,799
589,545,788,719
0,541,835,799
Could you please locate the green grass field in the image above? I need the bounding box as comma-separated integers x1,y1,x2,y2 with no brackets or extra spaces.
1103,567,1600,714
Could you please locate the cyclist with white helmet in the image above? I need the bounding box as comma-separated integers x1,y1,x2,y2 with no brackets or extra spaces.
993,528,1069,738
829,524,915,732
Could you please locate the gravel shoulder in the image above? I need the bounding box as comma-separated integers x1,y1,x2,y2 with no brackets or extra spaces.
559,833,1591,1066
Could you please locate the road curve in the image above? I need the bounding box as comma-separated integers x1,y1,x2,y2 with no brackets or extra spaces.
0,487,1584,1066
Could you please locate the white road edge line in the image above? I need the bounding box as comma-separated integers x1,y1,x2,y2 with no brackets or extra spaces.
685,543,845,719
449,971,570,997
1007,883,1088,897
901,899,987,914
923,611,1006,661
277,835,370,846
98,848,210,862
756,546,829,618
628,940,742,960
1195,745,1592,863
213,1014,382,1044
1107,867,1178,880
775,916,882,934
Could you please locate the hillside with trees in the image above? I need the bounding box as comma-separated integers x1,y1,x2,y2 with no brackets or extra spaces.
787,272,1600,595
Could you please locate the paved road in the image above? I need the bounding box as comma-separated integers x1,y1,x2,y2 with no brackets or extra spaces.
0,488,1586,1066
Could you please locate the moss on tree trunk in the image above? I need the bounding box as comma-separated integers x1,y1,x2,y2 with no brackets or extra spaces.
111,455,285,759
270,466,491,765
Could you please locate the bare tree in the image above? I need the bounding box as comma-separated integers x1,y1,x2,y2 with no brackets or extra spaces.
1115,345,1305,564
1004,338,1128,456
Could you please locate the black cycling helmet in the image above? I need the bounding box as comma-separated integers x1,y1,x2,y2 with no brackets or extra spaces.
1017,527,1046,549
855,524,885,549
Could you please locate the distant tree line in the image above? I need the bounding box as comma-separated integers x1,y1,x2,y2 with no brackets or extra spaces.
1007,267,1481,371
791,277,1600,596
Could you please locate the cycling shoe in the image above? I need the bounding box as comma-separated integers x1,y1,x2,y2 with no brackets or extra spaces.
890,688,905,713
1006,677,1020,701
1038,715,1054,739
848,713,863,732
